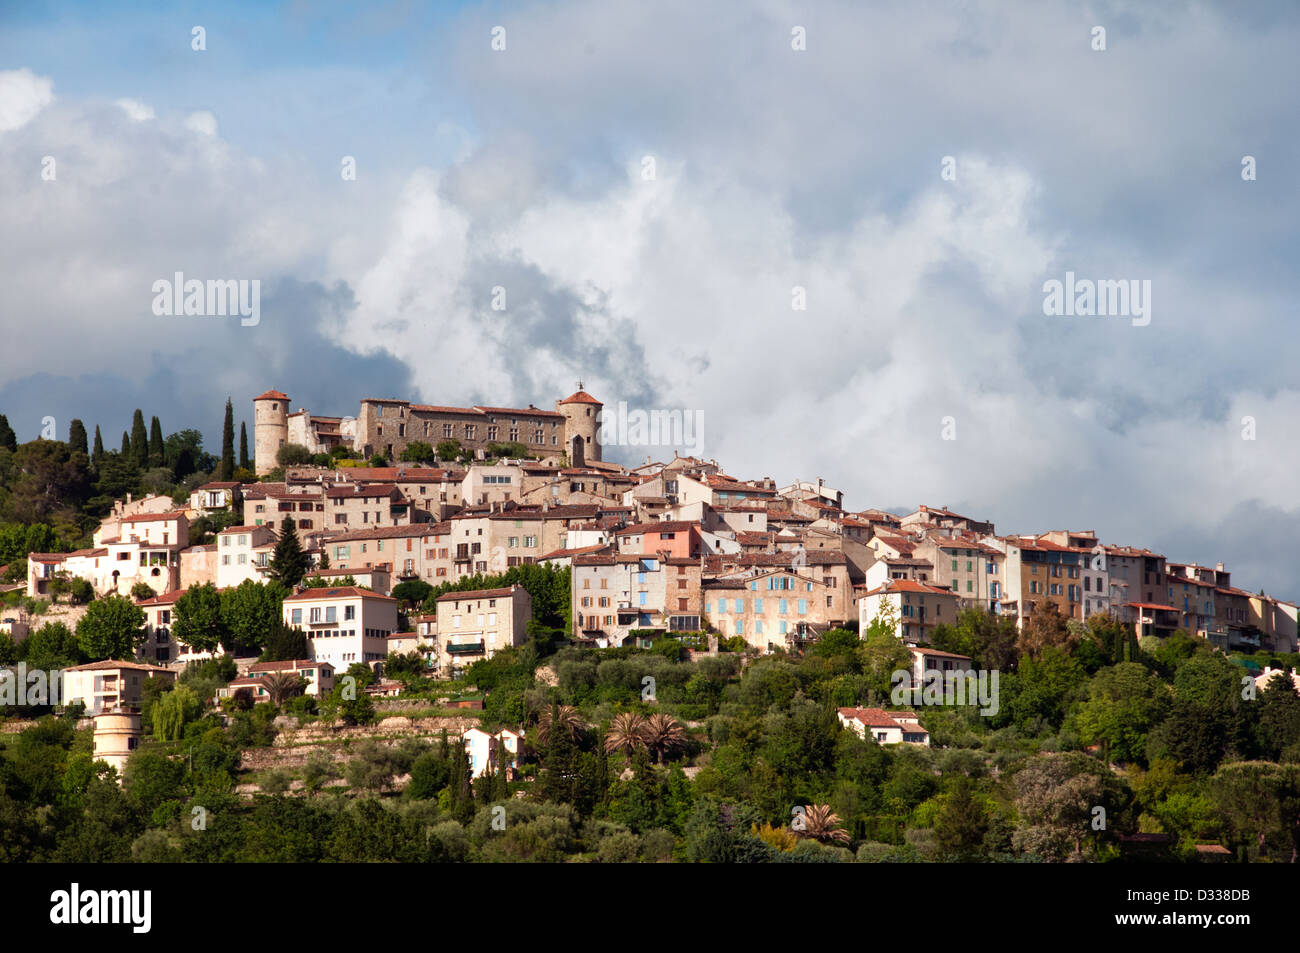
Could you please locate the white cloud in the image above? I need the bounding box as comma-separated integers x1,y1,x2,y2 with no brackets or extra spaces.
0,68,54,132
114,98,155,121
185,110,218,136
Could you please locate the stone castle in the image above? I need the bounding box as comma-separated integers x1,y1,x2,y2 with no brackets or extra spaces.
253,387,603,475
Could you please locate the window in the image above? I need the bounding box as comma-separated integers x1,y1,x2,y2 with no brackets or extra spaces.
291,609,302,624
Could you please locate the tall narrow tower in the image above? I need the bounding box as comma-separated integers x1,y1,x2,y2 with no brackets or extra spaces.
253,389,289,476
557,384,603,465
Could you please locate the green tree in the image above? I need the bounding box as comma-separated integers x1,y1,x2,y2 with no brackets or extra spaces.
76,595,147,660
1257,671,1300,760
1208,761,1291,859
6,440,92,523
407,749,450,800
173,583,228,653
1019,600,1077,661
260,617,309,662
20,621,84,670
221,580,288,655
68,419,88,456
1011,752,1109,861
91,425,104,463
1073,662,1170,765
400,441,437,464
931,607,1020,672
239,422,250,470
120,431,130,455
276,443,313,466
435,439,463,460
152,685,202,742
148,416,165,468
68,577,93,605
932,777,991,860
0,413,16,451
391,579,432,608
130,409,149,469
218,398,235,481
267,517,309,588
262,672,307,706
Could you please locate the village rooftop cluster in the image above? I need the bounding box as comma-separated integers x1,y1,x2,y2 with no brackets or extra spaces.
12,385,1298,759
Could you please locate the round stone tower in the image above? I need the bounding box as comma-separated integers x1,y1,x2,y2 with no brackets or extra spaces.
93,707,141,780
557,384,602,465
253,389,289,476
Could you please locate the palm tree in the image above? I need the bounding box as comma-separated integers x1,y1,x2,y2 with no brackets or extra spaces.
537,703,584,747
795,804,850,845
642,713,687,763
603,711,648,755
262,672,307,706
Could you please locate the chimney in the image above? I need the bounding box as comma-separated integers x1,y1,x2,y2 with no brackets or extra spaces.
1216,562,1225,572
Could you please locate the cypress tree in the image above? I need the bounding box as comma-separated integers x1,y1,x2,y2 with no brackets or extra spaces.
0,414,16,451
239,422,250,471
149,416,164,467
267,517,309,588
219,398,235,480
68,419,88,456
120,431,131,455
130,409,148,468
92,425,104,462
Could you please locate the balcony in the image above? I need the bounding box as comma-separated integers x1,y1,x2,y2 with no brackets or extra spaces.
446,641,485,656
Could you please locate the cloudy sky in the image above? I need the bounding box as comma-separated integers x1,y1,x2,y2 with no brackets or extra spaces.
1,1,1298,597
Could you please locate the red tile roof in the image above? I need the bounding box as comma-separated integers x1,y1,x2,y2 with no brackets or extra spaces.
283,586,396,602
837,707,929,732
558,390,602,406
436,586,521,602
64,660,175,673
862,580,956,597
254,390,289,401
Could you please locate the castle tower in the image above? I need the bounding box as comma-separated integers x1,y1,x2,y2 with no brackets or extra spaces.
253,389,289,476
557,384,602,465
93,707,141,781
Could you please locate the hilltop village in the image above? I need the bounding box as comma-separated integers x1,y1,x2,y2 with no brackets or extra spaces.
0,388,1297,863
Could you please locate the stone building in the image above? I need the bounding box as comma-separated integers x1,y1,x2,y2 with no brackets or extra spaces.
254,386,604,476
